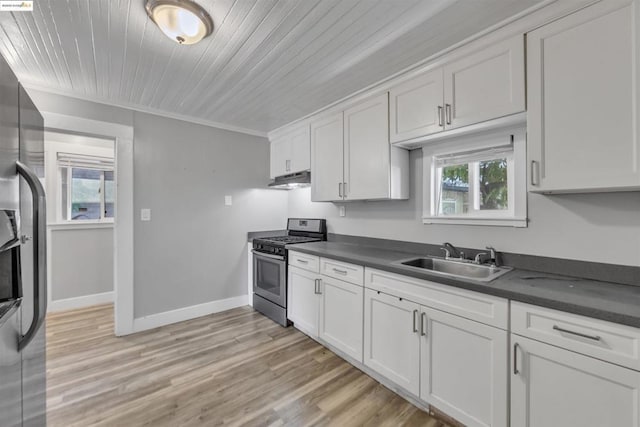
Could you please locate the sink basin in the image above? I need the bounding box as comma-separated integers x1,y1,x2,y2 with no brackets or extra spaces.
395,257,511,282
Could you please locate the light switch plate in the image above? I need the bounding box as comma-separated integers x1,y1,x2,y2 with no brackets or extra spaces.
140,209,151,221
225,195,232,206
339,206,346,217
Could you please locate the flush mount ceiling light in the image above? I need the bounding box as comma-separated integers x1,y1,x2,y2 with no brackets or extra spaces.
145,0,213,45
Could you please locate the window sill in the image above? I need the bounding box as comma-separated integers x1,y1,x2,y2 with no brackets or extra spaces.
48,221,114,231
422,216,528,228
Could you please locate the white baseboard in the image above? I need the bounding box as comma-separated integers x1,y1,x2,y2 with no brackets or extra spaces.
48,291,114,312
132,295,249,333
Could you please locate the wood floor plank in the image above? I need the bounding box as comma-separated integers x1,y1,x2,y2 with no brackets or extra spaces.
46,304,450,426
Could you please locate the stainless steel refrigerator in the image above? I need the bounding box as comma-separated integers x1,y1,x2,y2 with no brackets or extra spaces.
0,52,47,426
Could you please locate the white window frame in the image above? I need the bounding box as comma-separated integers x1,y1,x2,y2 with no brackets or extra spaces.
57,153,115,224
422,127,527,227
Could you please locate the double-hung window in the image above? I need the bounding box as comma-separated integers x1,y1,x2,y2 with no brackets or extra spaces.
57,153,115,222
423,128,527,227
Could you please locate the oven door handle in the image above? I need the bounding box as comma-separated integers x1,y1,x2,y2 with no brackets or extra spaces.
251,250,285,262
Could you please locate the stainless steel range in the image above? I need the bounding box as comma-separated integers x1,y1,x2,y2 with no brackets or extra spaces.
252,218,327,326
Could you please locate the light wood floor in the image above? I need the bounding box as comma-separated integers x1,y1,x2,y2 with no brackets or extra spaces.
46,304,450,427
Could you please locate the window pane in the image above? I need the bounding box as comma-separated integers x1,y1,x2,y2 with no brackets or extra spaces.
478,159,508,210
71,168,101,220
104,170,115,218
439,164,469,215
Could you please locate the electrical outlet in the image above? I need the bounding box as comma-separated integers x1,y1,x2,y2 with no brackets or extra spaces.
339,206,346,217
140,209,151,221
225,195,232,206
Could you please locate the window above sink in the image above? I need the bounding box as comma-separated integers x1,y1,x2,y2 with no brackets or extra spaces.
422,126,527,227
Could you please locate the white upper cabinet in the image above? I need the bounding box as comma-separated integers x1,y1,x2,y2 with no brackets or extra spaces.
527,0,640,192
269,123,310,179
344,93,405,200
269,138,289,179
290,125,311,172
443,36,525,130
389,69,444,143
311,94,409,202
310,112,344,202
389,34,525,144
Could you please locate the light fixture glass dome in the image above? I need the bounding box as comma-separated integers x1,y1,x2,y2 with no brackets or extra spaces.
145,0,213,45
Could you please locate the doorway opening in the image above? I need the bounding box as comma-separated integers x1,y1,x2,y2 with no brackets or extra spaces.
44,132,116,313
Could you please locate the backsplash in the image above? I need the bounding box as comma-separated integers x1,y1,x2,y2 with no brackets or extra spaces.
287,150,640,268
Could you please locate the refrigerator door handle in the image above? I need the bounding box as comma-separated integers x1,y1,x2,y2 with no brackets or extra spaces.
16,161,47,351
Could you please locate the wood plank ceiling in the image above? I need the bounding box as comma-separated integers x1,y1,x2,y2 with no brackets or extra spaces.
0,0,542,134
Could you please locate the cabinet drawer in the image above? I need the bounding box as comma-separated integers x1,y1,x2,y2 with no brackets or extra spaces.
288,251,319,273
320,258,364,286
365,268,508,329
512,302,640,371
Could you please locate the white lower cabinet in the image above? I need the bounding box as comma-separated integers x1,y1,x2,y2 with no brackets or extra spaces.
287,266,320,337
363,289,421,395
319,276,363,362
363,288,508,427
421,307,507,427
511,334,640,427
288,258,364,361
289,258,640,427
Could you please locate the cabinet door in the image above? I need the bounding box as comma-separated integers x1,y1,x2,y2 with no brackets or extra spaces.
310,112,344,202
443,35,525,130
527,0,640,192
287,266,319,338
511,335,640,427
289,124,310,173
389,68,444,143
421,307,508,427
363,288,420,396
269,137,291,179
318,276,363,362
343,93,391,200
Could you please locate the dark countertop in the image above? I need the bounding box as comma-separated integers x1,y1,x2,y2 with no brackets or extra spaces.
247,230,287,242
288,241,640,328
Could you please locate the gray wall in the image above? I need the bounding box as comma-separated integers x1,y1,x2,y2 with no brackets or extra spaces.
50,228,114,300
132,112,288,317
288,150,640,267
28,89,288,318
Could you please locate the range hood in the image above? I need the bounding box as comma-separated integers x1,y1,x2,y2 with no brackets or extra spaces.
268,170,311,190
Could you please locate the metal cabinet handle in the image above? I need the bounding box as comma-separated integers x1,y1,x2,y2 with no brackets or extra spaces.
531,160,539,186
421,312,427,337
553,325,601,341
285,159,291,172
297,259,309,264
338,182,343,198
437,106,444,127
343,182,348,198
412,309,419,333
317,278,322,295
445,104,452,125
332,268,348,275
513,343,520,375
314,278,322,295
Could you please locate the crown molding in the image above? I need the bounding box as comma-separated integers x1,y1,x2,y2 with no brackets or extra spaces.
22,83,268,138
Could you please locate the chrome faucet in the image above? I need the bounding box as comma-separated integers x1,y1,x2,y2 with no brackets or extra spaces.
441,242,463,260
474,252,488,264
486,246,498,267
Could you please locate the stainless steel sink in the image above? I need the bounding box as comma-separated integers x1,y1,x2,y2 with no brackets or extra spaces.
395,257,511,282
